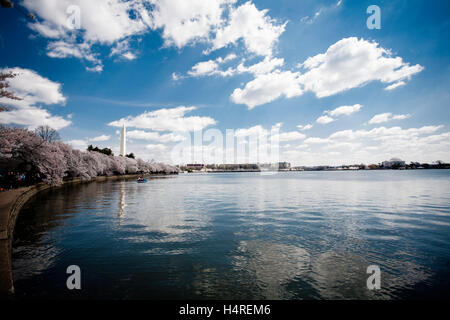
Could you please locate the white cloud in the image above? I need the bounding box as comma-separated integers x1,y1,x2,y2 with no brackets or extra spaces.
110,40,138,60
0,67,66,106
236,57,284,75
24,0,149,43
326,104,362,116
46,41,102,70
24,1,286,71
127,130,186,142
231,71,303,109
0,107,71,130
235,125,269,138
329,125,442,141
392,114,411,120
66,134,114,151
85,65,104,73
304,137,330,144
67,139,89,150
232,37,423,108
297,124,313,131
234,123,305,142
146,143,168,152
150,0,286,57
90,134,111,142
108,106,216,132
275,131,306,142
298,37,424,98
0,67,70,130
289,125,449,166
23,0,151,70
189,60,219,76
384,81,406,91
216,53,237,63
316,115,335,124
369,112,411,124
150,0,233,48
187,56,284,78
211,1,287,57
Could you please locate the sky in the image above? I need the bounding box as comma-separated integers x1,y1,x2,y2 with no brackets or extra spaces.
0,0,449,166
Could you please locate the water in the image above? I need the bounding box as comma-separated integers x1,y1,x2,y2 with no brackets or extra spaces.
12,170,450,299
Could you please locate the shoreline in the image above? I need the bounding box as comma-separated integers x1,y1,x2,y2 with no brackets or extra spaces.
180,168,450,173
0,173,172,297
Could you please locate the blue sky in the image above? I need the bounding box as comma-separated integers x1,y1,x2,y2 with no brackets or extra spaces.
0,0,449,165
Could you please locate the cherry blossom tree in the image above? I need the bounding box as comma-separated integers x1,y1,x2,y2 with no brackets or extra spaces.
0,71,21,112
0,126,178,187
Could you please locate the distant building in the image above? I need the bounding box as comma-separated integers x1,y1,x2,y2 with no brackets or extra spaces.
382,158,406,168
278,162,291,170
186,164,205,171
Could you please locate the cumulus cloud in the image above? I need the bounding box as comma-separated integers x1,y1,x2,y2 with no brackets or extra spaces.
275,131,306,142
24,0,285,71
328,125,443,141
66,134,113,151
326,104,362,117
67,139,89,150
145,143,168,151
210,1,286,57
108,106,216,132
46,41,102,68
0,107,71,131
287,125,449,166
298,37,424,97
127,130,186,142
150,0,234,48
297,124,313,131
90,134,111,142
316,115,335,124
369,112,411,124
186,56,283,79
236,57,284,75
231,71,303,109
232,37,423,108
384,81,406,91
110,39,138,60
314,104,361,124
0,67,66,106
304,137,330,144
0,67,70,130
234,123,305,142
23,0,151,71
187,58,236,77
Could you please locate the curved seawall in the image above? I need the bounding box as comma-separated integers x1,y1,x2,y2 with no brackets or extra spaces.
0,173,152,297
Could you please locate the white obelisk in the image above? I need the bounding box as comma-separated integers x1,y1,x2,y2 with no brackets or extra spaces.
120,124,126,156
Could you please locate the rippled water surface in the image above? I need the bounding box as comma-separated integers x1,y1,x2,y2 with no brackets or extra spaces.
12,171,450,299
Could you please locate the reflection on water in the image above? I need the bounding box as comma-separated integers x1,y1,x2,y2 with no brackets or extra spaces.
232,241,310,299
12,171,450,299
118,181,126,219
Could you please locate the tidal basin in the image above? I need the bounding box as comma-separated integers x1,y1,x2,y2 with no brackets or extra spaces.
12,170,450,299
